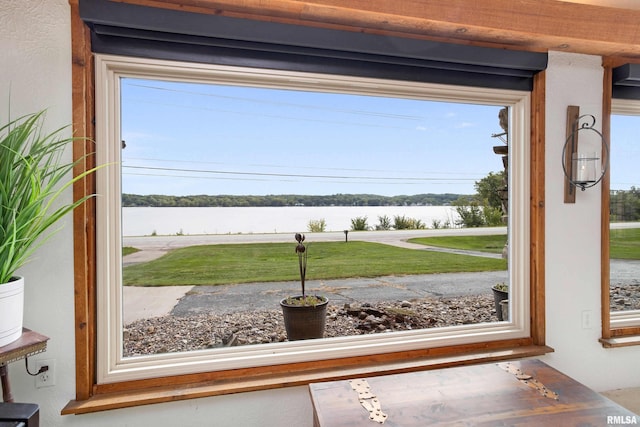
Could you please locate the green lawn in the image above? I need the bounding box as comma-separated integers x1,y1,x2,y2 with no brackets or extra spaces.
123,246,140,256
123,229,639,286
408,234,507,254
411,230,640,259
610,227,640,260
123,241,507,286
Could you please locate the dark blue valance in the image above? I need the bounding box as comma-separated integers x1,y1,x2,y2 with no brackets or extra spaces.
613,64,640,100
79,0,547,91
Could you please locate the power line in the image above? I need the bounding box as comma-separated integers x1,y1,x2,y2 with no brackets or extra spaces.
122,171,475,186
123,97,412,131
123,156,484,176
125,82,423,121
122,165,479,182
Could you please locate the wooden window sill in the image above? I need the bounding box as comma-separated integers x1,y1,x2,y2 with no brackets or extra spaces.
600,335,640,348
62,344,553,415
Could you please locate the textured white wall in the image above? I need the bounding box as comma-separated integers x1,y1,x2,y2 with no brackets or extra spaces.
1,0,79,421
1,2,638,426
539,51,640,390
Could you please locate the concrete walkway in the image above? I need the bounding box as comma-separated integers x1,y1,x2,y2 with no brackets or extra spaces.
123,285,194,324
123,228,506,265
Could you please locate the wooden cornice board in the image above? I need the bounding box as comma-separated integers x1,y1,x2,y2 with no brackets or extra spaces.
118,0,640,58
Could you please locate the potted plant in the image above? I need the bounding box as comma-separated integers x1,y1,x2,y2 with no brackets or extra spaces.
280,233,329,340
491,282,509,321
0,111,95,347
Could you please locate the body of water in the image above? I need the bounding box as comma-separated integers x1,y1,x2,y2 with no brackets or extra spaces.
122,206,460,236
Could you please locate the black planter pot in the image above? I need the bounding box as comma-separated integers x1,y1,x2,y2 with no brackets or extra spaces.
280,296,328,341
492,287,509,321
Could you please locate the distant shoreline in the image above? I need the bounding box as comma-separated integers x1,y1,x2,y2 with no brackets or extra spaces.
122,192,468,208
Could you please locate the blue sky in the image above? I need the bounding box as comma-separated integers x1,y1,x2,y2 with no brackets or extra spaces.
611,114,640,191
120,77,635,197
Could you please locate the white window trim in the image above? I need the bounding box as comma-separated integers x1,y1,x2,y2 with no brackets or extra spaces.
609,98,640,330
95,54,531,384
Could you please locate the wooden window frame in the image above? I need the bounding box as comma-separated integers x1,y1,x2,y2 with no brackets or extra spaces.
599,59,640,348
65,2,549,415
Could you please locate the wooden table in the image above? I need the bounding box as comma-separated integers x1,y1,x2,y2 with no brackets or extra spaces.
0,330,48,403
309,359,639,426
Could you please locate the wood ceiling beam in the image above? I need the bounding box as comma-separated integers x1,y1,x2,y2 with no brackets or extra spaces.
115,0,640,59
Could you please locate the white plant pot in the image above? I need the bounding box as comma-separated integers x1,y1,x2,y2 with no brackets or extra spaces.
0,276,24,347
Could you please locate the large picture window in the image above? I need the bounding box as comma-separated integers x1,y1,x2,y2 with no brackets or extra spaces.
607,99,640,336
95,54,532,384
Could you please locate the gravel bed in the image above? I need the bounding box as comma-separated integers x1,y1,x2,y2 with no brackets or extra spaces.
124,294,496,357
610,284,640,311
123,284,640,357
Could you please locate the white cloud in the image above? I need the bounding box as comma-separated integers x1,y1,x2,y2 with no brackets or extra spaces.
457,122,475,128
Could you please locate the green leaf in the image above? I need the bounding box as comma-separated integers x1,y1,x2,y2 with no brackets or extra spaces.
0,110,100,284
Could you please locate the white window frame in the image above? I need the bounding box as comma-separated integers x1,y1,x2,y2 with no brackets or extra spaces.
609,98,640,330
95,54,531,384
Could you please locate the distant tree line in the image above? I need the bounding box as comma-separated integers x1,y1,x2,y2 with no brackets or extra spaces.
610,187,640,222
121,193,466,208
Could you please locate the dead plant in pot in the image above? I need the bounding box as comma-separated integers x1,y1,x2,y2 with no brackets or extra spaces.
279,233,328,340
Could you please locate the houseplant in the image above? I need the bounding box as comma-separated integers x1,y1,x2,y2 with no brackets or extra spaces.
491,282,509,321
279,233,329,340
0,110,95,347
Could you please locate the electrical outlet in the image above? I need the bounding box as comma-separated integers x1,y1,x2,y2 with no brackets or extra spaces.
35,359,56,388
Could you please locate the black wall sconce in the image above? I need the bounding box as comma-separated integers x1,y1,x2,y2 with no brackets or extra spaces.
562,106,609,203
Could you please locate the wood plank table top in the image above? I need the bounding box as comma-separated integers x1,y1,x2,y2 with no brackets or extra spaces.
309,359,638,426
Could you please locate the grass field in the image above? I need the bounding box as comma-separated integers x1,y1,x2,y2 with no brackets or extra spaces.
123,241,507,286
122,229,638,286
412,230,640,259
610,227,640,260
122,246,140,256
408,235,507,254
